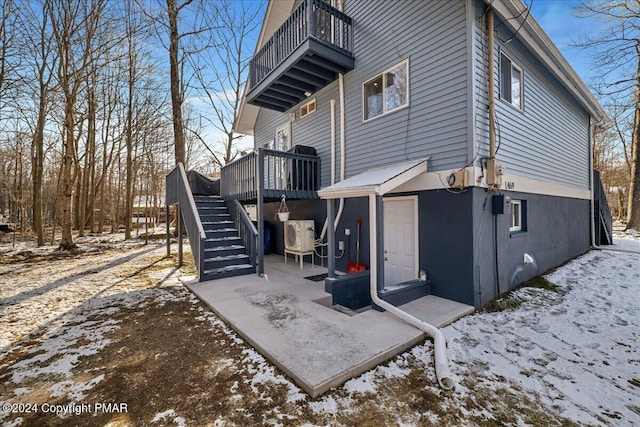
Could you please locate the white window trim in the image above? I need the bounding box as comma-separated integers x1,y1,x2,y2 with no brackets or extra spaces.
362,58,410,123
300,98,316,119
510,199,522,232
499,52,524,111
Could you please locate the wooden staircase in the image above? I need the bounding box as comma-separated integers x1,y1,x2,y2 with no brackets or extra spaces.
195,195,255,281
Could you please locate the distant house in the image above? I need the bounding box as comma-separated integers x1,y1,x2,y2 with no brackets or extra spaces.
170,0,611,309
132,195,165,228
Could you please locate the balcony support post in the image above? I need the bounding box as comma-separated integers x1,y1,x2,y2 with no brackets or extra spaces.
177,203,183,267
166,205,170,257
257,148,265,276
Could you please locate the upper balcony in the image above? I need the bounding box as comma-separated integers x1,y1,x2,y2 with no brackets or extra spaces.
246,0,354,112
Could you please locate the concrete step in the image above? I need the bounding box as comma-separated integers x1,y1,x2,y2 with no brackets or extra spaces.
373,279,431,311
201,264,255,281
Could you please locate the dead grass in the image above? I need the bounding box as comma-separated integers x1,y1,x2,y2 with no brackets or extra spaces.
481,275,560,313
0,235,582,426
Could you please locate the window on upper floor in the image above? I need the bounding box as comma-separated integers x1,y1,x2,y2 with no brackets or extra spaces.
300,99,316,118
363,59,409,122
500,52,523,110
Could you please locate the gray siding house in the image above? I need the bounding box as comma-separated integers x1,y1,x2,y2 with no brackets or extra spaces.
227,0,607,309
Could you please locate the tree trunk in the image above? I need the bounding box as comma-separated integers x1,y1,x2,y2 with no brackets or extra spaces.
32,89,46,246
167,0,185,166
626,47,640,230
59,100,77,250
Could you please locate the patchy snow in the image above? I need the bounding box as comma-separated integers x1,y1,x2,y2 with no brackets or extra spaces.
1,230,640,425
151,409,186,425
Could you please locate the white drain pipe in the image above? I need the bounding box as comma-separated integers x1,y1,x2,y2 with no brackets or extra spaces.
319,74,347,241
368,193,454,390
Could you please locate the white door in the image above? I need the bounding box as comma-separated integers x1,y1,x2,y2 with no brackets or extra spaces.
383,197,418,286
265,124,291,189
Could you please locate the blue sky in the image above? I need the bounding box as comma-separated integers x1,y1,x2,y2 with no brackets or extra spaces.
528,0,597,84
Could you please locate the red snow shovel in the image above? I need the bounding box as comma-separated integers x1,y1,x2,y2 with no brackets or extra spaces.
347,217,367,273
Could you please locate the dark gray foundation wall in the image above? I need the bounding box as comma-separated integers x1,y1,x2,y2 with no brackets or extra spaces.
472,187,591,308
414,190,476,306
261,198,370,271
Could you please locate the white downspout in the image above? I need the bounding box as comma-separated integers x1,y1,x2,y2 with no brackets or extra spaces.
319,75,347,241
330,99,336,186
368,193,454,390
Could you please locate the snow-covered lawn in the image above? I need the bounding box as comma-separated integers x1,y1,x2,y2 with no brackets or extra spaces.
1,229,639,426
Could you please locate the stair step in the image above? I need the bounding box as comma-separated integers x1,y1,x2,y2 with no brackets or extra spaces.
202,220,235,230
205,236,241,243
373,279,431,311
204,245,246,256
204,253,250,269
197,206,227,211
200,264,255,281
205,228,238,239
199,213,231,219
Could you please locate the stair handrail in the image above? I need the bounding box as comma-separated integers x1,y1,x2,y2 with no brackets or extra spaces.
232,199,258,267
166,163,207,277
593,169,613,245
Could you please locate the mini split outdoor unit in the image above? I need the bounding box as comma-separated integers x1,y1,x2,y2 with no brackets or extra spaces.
284,220,315,252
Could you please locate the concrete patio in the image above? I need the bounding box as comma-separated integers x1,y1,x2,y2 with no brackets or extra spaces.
187,255,474,397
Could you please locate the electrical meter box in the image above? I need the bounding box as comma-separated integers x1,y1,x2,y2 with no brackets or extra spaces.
492,194,508,215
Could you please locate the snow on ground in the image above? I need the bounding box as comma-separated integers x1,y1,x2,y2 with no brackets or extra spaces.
1,229,639,426
304,232,640,426
0,230,177,352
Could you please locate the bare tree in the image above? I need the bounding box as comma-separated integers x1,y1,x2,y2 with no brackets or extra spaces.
48,0,108,250
577,2,640,230
166,0,190,166
188,0,261,168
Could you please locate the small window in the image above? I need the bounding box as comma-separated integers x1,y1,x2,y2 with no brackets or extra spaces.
300,99,316,118
500,52,523,110
363,59,409,121
510,199,526,232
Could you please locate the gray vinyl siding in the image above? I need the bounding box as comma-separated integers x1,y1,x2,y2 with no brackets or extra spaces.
473,1,591,190
253,0,470,185
343,0,469,177
254,82,340,187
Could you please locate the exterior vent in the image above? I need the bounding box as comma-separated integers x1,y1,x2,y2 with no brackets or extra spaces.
284,220,315,252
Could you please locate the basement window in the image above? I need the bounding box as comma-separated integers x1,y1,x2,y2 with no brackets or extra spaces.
363,59,409,121
510,199,527,232
300,99,316,118
500,52,523,110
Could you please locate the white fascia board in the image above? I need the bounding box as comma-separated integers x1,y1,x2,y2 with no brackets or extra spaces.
377,160,428,195
318,159,429,200
318,186,376,199
234,98,259,136
488,0,607,123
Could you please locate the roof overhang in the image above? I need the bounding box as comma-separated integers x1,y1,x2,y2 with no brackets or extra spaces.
318,159,429,199
234,0,295,136
487,0,607,123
